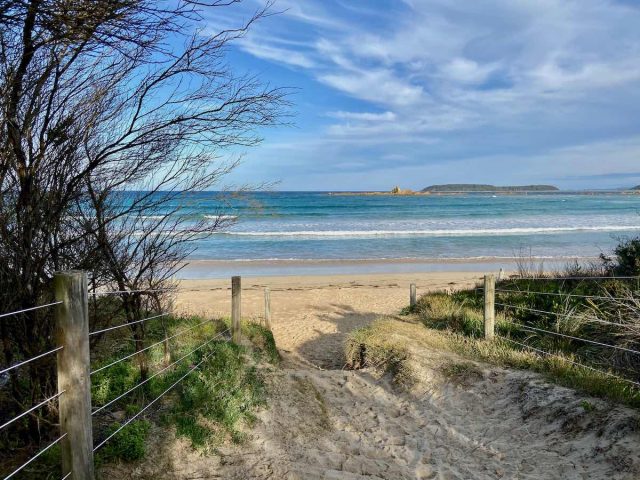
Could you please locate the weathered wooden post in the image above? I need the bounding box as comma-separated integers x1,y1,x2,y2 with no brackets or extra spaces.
231,276,241,343
264,287,272,331
483,274,495,339
54,271,95,480
410,283,417,308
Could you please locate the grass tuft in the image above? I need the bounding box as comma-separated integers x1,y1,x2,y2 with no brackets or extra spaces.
97,420,151,464
345,319,414,387
166,339,267,451
409,291,640,408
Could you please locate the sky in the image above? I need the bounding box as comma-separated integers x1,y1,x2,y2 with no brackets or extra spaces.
207,0,640,191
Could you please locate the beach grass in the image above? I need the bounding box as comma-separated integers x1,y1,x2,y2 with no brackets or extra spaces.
346,310,640,408
15,315,275,479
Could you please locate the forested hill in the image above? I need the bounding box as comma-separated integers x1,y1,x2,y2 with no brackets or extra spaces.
421,184,559,193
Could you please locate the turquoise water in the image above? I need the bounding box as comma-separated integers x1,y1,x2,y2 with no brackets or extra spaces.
159,192,640,262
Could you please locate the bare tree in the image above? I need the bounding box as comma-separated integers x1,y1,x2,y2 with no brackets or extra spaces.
0,0,287,441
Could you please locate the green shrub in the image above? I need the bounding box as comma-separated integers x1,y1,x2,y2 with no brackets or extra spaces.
92,361,139,407
98,420,151,463
242,322,280,364
168,341,266,450
603,237,640,276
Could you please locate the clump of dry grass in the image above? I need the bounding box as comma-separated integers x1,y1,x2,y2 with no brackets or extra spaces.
349,317,640,407
407,290,640,408
440,361,483,386
415,292,511,338
345,319,415,387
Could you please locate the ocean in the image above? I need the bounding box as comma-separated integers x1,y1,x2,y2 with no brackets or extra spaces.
151,191,640,277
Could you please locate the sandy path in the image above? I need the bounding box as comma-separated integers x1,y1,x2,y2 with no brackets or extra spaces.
175,272,481,368
114,272,640,479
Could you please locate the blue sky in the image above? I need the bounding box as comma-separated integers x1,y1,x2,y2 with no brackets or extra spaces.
208,0,640,191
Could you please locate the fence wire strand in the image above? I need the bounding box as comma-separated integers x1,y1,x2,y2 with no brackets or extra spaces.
496,334,640,388
90,318,214,375
2,433,67,480
513,276,640,281
93,350,213,453
512,323,640,356
91,288,172,296
0,391,65,432
0,346,63,376
495,288,634,302
89,313,169,337
0,301,62,319
495,302,622,327
92,329,230,416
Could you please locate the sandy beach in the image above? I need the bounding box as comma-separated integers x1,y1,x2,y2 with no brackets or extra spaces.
175,271,482,368
108,270,640,479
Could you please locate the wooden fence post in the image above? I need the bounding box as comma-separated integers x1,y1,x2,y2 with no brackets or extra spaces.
264,287,272,331
483,274,495,340
54,271,95,480
410,283,417,308
231,276,241,343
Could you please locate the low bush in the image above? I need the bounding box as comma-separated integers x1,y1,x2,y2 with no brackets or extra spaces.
97,420,151,463
167,340,266,450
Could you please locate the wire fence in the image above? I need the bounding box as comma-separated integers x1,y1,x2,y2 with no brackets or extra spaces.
0,273,251,480
480,273,640,394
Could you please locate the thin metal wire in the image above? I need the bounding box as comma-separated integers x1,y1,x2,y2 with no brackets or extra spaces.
2,433,67,480
513,323,640,356
0,346,63,376
90,318,213,375
89,313,169,337
496,334,640,388
0,391,65,432
0,301,62,319
513,276,639,281
495,288,633,301
92,329,230,416
91,288,172,296
495,302,622,327
60,472,71,480
93,352,212,453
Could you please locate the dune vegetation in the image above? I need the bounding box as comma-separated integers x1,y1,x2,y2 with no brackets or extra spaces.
347,242,640,409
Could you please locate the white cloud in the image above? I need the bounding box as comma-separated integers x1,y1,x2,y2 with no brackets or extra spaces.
441,58,499,85
328,111,397,121
319,70,424,107
215,0,640,188
240,40,315,68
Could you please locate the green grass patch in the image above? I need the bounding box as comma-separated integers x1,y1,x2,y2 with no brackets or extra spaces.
89,315,274,464
407,291,640,408
242,322,280,365
96,420,151,464
166,340,266,450
440,361,483,385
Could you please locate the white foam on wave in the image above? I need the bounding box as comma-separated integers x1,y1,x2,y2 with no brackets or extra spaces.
222,225,640,237
204,214,238,220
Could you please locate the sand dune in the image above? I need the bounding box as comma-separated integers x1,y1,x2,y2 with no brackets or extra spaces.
107,273,640,479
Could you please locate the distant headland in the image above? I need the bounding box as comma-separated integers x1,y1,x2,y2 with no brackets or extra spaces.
328,184,561,196
421,184,559,193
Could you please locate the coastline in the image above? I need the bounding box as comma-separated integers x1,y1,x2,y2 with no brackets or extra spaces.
327,190,640,196
178,255,595,279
